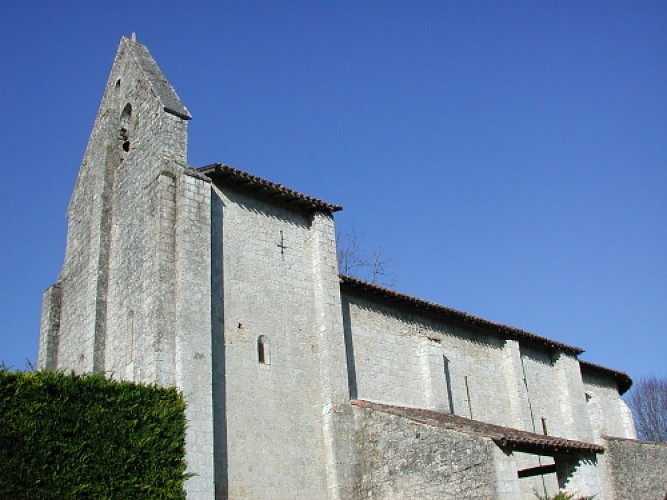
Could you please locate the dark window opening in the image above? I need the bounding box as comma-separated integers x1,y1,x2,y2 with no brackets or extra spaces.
119,103,132,152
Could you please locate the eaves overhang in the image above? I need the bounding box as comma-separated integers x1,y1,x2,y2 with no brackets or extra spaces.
580,360,633,395
340,274,584,355
352,400,604,456
199,163,342,214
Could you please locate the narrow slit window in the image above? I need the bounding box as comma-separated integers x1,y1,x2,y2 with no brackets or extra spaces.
257,335,270,365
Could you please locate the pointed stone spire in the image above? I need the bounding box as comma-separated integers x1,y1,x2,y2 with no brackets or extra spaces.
121,35,192,120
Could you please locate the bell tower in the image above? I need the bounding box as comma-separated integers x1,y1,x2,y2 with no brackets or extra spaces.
39,36,217,497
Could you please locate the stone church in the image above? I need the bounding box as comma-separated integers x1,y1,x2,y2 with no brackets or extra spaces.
39,36,666,499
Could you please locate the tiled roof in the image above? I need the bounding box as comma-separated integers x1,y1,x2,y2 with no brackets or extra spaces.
580,360,632,395
352,400,604,455
199,163,343,214
340,275,584,355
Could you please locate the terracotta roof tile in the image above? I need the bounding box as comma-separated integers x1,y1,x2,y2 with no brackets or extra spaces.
340,274,584,355
352,399,604,455
199,163,342,213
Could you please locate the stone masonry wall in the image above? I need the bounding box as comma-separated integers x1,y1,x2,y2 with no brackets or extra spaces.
519,348,595,443
553,353,596,443
38,284,61,370
582,372,636,442
519,346,566,438
343,297,618,498
352,405,498,499
603,436,667,500
49,37,189,377
310,211,359,499
343,294,517,428
173,171,215,497
214,186,334,498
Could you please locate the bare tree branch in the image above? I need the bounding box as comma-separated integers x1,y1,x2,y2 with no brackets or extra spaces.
626,376,667,443
336,228,395,286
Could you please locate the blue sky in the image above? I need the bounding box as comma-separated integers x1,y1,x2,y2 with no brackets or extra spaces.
1,2,665,385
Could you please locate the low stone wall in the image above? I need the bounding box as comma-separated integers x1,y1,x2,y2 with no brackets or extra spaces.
352,406,498,499
603,436,667,500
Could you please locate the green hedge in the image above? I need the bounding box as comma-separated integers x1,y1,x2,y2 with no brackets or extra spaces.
0,370,190,499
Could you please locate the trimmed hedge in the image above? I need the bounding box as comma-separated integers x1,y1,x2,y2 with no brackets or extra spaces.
0,370,190,499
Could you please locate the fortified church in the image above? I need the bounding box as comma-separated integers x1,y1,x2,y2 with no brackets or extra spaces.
39,36,664,499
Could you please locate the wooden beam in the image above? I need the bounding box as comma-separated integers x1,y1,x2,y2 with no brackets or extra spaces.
518,463,557,478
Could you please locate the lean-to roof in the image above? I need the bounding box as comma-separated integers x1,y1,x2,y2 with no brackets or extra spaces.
353,400,604,455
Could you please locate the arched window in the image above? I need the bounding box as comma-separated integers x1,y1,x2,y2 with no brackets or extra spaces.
257,335,271,365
